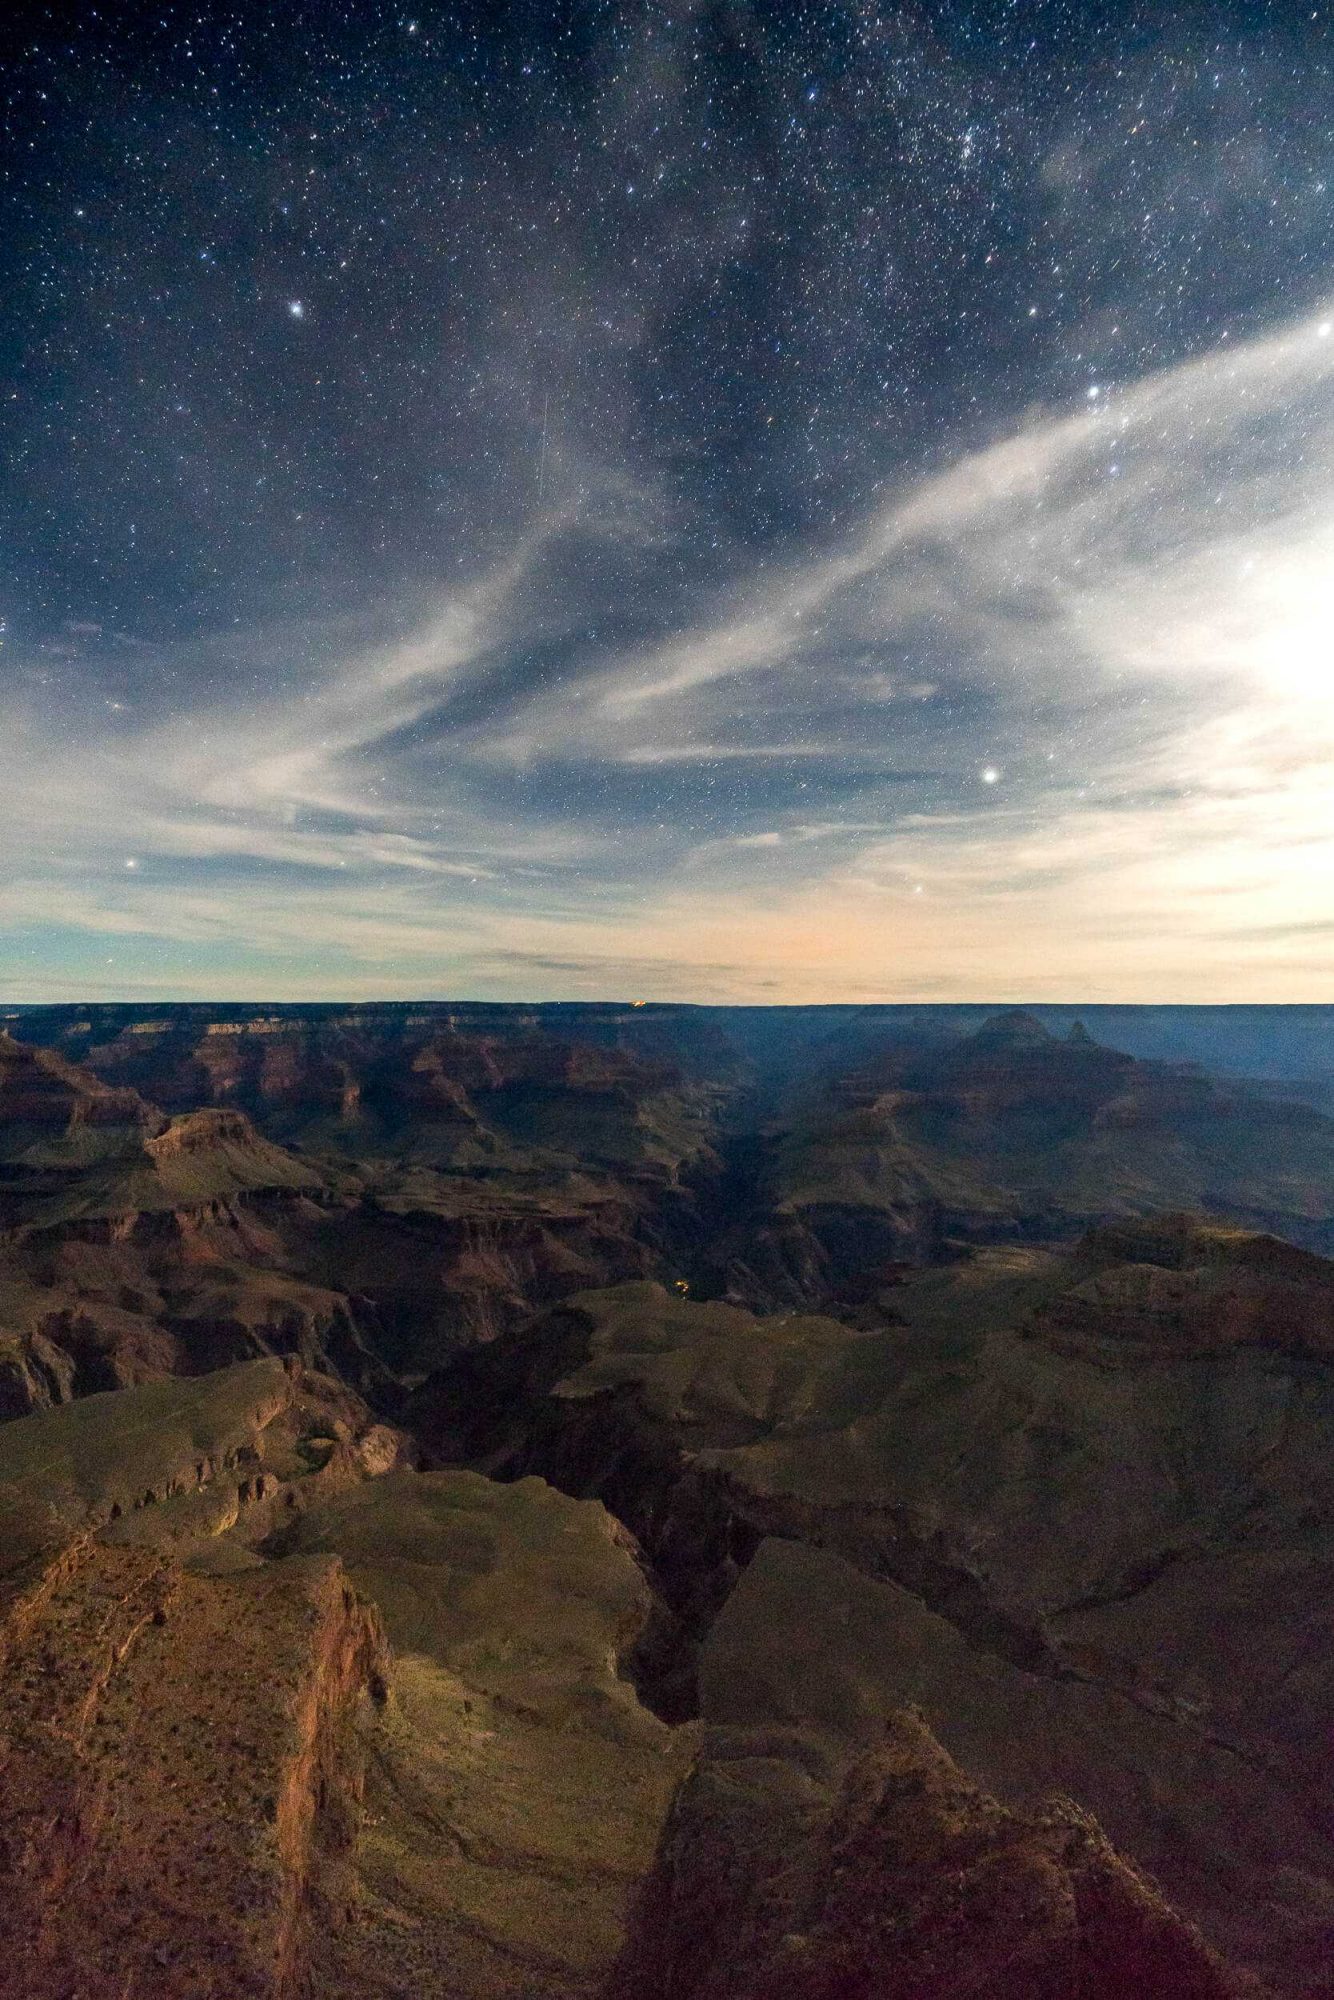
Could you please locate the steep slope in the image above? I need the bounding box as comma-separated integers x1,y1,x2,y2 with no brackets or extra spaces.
420,1224,1334,1991
613,1542,1262,2000
0,1003,1329,1994
0,1021,728,1389
411,1277,880,1633
0,1034,389,1413
13,998,1334,1112
0,1028,677,1409
0,1355,412,1561
9,1004,1333,1328
0,1031,318,1226
288,1470,687,1998
0,1367,681,2000
0,1357,413,1999
22,1006,728,1186
0,1541,389,2000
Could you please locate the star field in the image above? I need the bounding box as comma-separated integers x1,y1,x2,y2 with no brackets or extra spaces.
2,1,1332,999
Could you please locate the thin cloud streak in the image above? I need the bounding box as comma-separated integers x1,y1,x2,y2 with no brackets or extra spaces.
3,300,1333,999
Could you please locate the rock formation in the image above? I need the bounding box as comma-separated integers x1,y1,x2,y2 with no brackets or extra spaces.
0,1005,1330,1996
738,1009,1334,1303
0,1365,679,1999
615,1543,1263,1999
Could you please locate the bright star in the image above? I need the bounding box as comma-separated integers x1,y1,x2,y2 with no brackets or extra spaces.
981,767,1000,784
123,857,139,870
288,299,304,318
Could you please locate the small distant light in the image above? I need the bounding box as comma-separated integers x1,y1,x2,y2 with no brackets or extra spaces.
288,299,304,318
124,857,139,870
982,767,1000,785
1087,384,1101,400
1319,321,1332,339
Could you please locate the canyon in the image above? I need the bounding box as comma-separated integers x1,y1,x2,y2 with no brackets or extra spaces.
0,1001,1330,1996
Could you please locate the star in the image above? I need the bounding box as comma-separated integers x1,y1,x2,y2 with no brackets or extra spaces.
4,3,1332,1005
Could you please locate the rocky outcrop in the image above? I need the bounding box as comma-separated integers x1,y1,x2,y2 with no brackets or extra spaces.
0,1026,723,1413
1028,1212,1334,1358
0,1200,401,1417
0,1537,389,1998
323,1193,660,1369
0,1003,1332,1995
0,1027,158,1138
0,1037,365,1412
0,1355,415,1573
0,1364,682,2000
0,1247,1291,1999
410,1279,868,1635
7,1009,1332,1386
0,1322,77,1418
614,1541,1264,2000
0,1034,319,1230
0,1357,418,1998
26,1008,729,1180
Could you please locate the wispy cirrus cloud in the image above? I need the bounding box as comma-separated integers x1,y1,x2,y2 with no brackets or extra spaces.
4,299,1333,1000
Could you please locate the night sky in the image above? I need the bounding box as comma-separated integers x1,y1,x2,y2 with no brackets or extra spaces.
3,1,1333,1001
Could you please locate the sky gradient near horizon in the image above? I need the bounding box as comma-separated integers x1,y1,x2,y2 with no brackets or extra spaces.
3,1,1333,1002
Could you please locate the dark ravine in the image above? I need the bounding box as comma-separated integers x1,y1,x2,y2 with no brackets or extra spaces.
415,1313,1052,1683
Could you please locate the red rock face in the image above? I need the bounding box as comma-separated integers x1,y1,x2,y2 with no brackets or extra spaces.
0,1030,161,1135
61,1012,689,1136
144,1105,273,1155
0,1023,711,1419
0,1538,389,2000
1029,1217,1334,1358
